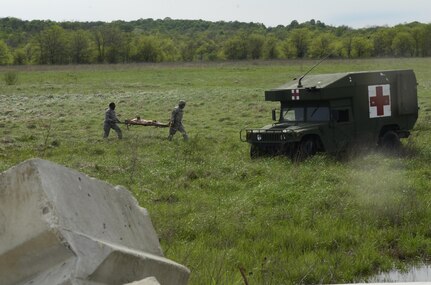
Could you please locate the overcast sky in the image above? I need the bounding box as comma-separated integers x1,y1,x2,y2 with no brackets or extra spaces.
1,0,430,28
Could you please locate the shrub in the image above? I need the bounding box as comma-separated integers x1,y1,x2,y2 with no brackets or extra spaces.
4,71,18,85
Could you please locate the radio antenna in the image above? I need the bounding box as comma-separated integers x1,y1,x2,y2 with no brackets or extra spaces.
297,54,331,88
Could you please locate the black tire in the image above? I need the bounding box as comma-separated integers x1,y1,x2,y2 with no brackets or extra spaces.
379,130,400,151
295,137,317,161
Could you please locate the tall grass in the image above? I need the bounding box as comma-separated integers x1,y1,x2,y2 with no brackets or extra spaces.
1,58,431,284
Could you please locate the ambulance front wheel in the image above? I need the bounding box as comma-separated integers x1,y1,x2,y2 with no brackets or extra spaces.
295,137,317,161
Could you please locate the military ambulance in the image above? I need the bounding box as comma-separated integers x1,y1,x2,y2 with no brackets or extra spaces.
241,70,418,159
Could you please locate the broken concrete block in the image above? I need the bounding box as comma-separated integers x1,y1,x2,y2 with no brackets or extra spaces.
124,277,161,285
0,158,189,285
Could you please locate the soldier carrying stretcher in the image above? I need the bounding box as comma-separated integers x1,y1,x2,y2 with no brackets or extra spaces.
168,100,188,141
103,102,122,139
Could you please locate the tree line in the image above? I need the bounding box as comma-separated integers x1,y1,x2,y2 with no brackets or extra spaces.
0,17,431,65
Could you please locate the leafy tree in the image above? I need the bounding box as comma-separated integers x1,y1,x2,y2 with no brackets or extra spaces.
161,37,181,61
288,28,311,58
351,36,373,58
280,39,293,58
180,35,216,61
372,28,395,56
288,20,299,30
2,17,431,64
133,36,163,62
24,43,40,64
13,42,39,64
263,35,281,59
331,39,344,58
340,34,354,58
36,25,68,64
223,35,247,60
0,40,12,64
93,25,123,63
12,47,26,64
421,24,431,56
69,29,94,64
104,27,126,63
195,39,219,61
247,34,265,59
92,25,128,63
93,28,106,63
391,31,415,57
6,31,29,48
409,26,424,56
120,33,134,63
308,33,336,58
333,25,352,37
180,39,198,62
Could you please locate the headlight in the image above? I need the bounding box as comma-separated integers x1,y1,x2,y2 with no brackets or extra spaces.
282,129,295,135
257,134,262,141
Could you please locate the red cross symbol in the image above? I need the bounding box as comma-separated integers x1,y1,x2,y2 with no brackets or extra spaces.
369,86,390,116
291,89,300,100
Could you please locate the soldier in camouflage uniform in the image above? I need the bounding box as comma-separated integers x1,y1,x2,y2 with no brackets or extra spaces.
103,102,122,139
168,100,188,141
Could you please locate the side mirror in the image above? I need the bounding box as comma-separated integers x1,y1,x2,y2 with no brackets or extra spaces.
272,109,277,121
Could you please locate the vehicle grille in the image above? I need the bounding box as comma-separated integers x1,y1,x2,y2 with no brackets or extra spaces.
246,130,288,143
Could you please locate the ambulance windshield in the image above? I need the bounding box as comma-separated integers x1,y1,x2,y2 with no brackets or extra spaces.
282,107,304,122
282,106,330,122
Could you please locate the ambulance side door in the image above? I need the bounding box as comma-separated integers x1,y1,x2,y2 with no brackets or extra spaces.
330,100,355,152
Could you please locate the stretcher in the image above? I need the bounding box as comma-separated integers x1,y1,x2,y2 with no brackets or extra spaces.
124,117,170,129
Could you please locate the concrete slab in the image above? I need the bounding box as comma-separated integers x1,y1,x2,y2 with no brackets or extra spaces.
124,277,160,285
0,158,189,285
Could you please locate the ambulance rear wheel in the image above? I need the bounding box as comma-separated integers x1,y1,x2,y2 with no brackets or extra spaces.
380,130,400,150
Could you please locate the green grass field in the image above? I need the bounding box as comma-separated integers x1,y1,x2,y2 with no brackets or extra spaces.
1,58,431,284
